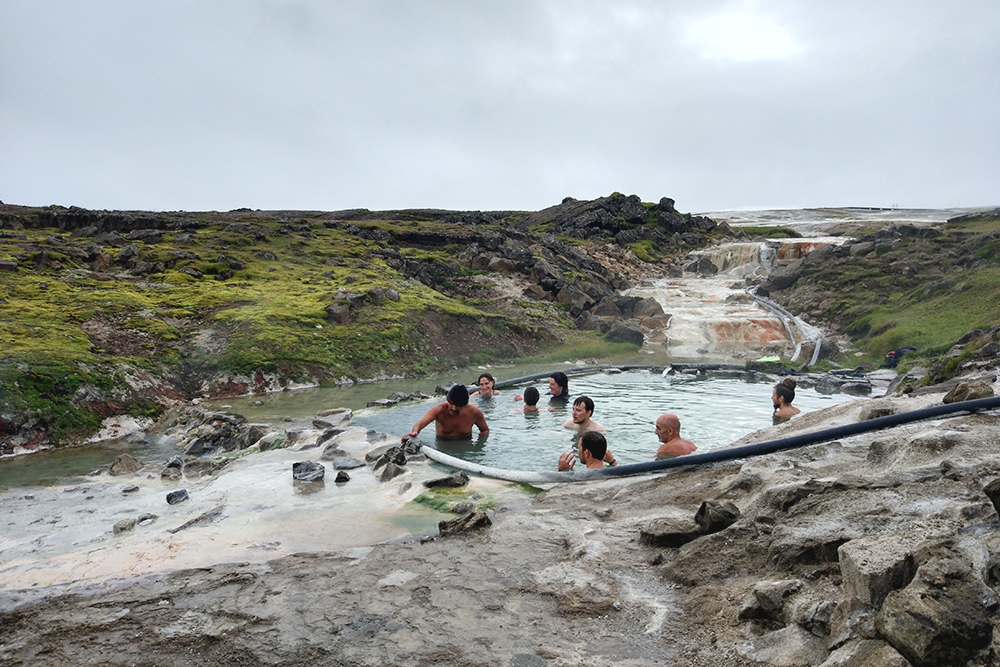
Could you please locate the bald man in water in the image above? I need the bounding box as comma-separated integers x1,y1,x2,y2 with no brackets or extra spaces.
655,413,697,459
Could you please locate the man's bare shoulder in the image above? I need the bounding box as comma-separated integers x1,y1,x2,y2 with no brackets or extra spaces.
657,438,697,456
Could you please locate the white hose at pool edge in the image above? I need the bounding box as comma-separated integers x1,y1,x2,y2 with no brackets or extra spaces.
420,444,620,483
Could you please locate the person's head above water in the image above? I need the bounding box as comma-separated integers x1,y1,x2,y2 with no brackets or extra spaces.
773,377,796,408
572,395,594,420
579,431,608,461
477,373,496,393
655,413,681,442
523,386,540,406
548,372,569,398
447,383,470,409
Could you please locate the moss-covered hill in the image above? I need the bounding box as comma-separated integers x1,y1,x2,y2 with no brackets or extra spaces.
0,194,730,447
764,210,1000,372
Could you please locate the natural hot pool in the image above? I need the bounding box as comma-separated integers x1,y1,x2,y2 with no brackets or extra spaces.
352,369,859,474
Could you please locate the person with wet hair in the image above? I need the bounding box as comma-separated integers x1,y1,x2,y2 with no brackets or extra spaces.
772,377,801,422
515,371,569,404
522,386,540,414
471,372,500,398
547,372,569,401
654,413,696,459
562,395,604,433
403,383,489,441
558,431,616,471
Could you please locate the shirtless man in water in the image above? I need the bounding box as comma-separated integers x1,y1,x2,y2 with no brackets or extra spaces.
562,396,605,433
403,384,489,441
655,413,697,458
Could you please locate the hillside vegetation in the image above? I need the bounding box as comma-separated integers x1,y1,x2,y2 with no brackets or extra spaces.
767,211,1000,370
0,194,728,446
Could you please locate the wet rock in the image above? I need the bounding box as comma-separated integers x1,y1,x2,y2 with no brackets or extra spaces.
292,461,325,482
365,444,396,463
319,442,346,460
840,380,872,396
694,500,740,535
424,471,470,488
439,510,492,537
875,555,995,667
372,446,407,470
331,457,365,470
335,471,350,484
137,513,156,526
378,462,406,482
367,398,399,408
942,380,994,403
108,453,142,476
451,500,476,515
166,489,189,505
639,517,702,548
113,519,136,535
121,484,139,494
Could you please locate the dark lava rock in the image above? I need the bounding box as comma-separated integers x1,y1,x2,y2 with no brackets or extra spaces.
439,510,492,537
424,471,470,488
378,462,406,482
292,460,326,482
166,489,189,505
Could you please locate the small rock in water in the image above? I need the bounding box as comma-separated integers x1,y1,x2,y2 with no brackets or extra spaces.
166,489,189,505
122,485,140,494
451,500,476,515
378,462,406,482
137,513,157,526
335,471,350,484
23,494,34,500
292,460,326,481
254,400,263,405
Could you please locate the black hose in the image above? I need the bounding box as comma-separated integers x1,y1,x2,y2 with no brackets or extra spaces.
577,395,1000,479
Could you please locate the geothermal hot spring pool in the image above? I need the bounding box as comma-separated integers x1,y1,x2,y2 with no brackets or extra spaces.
350,369,856,473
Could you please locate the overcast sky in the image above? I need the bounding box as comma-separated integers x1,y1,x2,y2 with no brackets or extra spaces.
2,1,998,214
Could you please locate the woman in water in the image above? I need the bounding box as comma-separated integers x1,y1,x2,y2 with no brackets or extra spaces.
471,372,500,398
772,377,801,423
515,371,569,404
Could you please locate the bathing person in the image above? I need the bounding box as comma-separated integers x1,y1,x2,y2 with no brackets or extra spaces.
522,386,540,414
515,371,569,403
655,413,697,458
772,378,801,422
547,372,569,402
471,372,500,398
403,384,489,441
563,395,605,433
558,431,617,471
